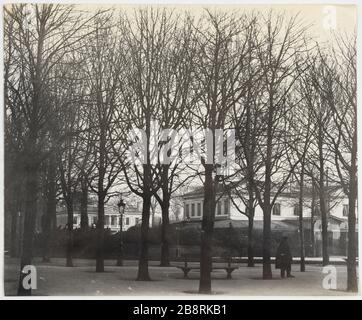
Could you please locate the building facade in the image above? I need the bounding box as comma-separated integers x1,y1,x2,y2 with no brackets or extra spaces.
56,202,144,232
180,185,355,256
182,186,351,223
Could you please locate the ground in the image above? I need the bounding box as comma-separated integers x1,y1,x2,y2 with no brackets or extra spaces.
4,257,357,296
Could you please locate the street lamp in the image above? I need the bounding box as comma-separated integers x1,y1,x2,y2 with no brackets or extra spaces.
116,197,126,266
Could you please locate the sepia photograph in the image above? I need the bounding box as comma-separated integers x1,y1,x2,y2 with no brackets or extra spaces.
1,1,359,299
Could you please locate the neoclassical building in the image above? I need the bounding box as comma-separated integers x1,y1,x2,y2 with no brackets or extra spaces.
180,184,354,256
56,201,144,232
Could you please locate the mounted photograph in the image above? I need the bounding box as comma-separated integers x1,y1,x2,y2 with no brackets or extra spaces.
2,2,359,297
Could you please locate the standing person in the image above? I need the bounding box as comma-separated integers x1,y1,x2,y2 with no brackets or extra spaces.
275,236,294,278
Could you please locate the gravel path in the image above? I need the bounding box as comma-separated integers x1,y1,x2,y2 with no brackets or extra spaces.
4,257,357,297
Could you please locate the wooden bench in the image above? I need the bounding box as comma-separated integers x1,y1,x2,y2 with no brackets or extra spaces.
175,257,239,279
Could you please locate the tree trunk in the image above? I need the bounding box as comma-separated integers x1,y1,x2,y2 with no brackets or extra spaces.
9,171,22,257
347,188,358,292
160,200,170,267
262,95,273,280
319,168,329,265
199,164,215,294
137,191,152,281
96,194,105,272
246,179,255,267
160,165,170,267
49,155,57,231
10,207,19,258
247,214,254,267
320,190,329,265
298,164,306,272
262,203,272,279
317,127,329,265
80,177,89,230
66,199,74,267
262,146,273,279
347,132,358,292
43,155,56,262
17,162,38,296
96,122,106,272
42,213,51,263
136,111,152,281
245,91,255,268
310,178,316,257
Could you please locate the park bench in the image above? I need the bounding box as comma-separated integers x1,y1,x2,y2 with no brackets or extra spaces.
175,256,239,279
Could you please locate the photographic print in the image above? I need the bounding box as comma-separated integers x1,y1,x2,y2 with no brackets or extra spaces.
1,2,359,298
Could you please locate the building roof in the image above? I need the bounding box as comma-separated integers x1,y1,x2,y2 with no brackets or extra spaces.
56,203,142,216
172,218,301,232
182,182,241,199
172,214,350,232
182,183,345,200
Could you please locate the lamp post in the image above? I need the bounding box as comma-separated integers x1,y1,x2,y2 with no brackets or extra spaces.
116,197,126,266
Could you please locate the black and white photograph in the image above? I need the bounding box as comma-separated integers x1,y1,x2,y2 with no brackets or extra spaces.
1,1,359,300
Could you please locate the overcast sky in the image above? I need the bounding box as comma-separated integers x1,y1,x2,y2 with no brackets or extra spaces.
75,3,356,43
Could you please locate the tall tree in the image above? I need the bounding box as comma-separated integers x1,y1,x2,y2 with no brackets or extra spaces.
229,35,264,267
79,173,89,230
118,8,175,280
4,12,24,258
317,37,358,291
192,10,256,293
301,53,334,266
287,88,315,272
55,65,88,267
41,149,57,262
251,12,309,279
4,4,95,295
81,12,124,272
152,13,197,267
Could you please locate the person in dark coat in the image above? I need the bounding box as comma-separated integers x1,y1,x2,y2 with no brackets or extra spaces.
275,236,294,278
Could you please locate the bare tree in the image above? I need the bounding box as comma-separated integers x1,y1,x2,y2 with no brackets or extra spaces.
80,12,124,272
4,4,96,295
118,8,176,280
287,87,315,272
4,11,25,258
301,52,335,266
41,148,58,262
55,64,89,267
228,33,264,267
79,172,89,230
316,36,358,291
4,4,357,296
151,13,197,266
250,12,309,279
76,112,96,231
191,10,256,293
